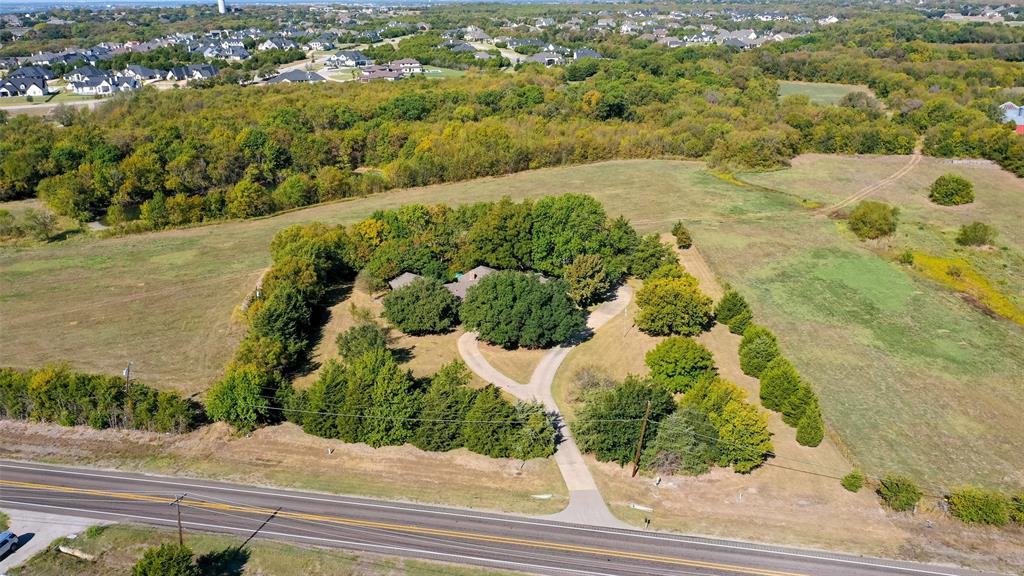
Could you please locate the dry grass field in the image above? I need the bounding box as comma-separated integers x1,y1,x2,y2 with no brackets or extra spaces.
777,80,876,106
2,156,1022,493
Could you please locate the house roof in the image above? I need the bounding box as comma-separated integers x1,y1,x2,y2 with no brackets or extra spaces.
443,266,496,299
267,70,325,83
388,272,423,290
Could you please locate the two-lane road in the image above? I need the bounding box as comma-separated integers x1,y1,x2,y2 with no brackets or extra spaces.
0,461,986,576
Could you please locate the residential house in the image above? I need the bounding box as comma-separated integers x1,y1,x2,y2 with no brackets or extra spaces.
65,65,105,83
267,70,325,84
0,76,51,97
166,64,218,82
573,47,604,60
258,37,297,51
360,65,404,82
388,272,422,291
534,17,555,28
528,52,565,66
122,64,163,81
9,66,55,80
327,50,372,68
442,266,496,299
391,58,423,74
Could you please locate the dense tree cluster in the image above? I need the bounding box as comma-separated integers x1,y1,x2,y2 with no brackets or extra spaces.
644,337,717,394
383,277,460,335
0,365,200,433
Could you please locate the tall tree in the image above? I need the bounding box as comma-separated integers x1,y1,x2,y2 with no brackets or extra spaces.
462,385,517,457
412,361,477,452
531,194,609,275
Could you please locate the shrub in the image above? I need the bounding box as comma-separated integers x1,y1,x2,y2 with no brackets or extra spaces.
645,337,717,393
781,384,814,427
563,253,611,306
841,470,865,492
641,407,720,476
948,486,1011,526
205,365,273,433
928,174,974,206
727,308,753,335
955,222,997,247
897,250,914,265
738,326,780,377
336,321,390,361
574,376,676,465
460,271,585,349
1011,493,1024,524
132,544,199,576
878,474,922,512
714,290,749,325
795,397,824,447
383,277,460,335
848,201,898,240
671,221,692,249
758,356,801,412
635,271,713,336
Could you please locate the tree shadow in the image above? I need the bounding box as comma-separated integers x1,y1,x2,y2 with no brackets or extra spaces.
196,547,251,576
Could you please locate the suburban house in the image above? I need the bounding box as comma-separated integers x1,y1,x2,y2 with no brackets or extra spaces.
360,64,404,82
258,37,297,51
391,58,423,74
1001,102,1024,135
166,64,219,82
68,74,140,96
122,64,164,81
326,50,372,68
0,76,51,97
573,47,604,60
266,70,325,84
64,65,106,83
386,266,497,299
528,51,565,66
9,66,55,80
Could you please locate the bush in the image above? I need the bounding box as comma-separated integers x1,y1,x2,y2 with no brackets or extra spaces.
929,174,974,206
758,356,800,412
795,397,824,447
336,321,390,361
878,474,922,512
205,365,273,433
671,221,692,249
641,407,720,476
727,308,753,335
645,337,717,393
781,384,814,427
383,277,460,335
897,250,914,265
948,486,1011,526
848,201,898,240
714,290,749,325
460,271,585,349
955,222,997,247
841,470,865,492
738,326,780,377
132,544,199,576
574,376,676,465
1011,494,1024,524
635,269,713,336
563,253,612,306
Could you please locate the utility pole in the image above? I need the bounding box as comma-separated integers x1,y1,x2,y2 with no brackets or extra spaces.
170,493,187,545
631,400,652,478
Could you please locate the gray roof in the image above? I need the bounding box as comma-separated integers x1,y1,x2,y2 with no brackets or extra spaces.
267,69,325,84
388,272,423,291
444,266,496,299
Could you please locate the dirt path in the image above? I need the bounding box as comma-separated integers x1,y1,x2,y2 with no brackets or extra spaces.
458,285,634,528
661,233,724,300
822,144,922,215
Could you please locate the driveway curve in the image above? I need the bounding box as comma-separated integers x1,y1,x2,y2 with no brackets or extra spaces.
458,284,634,528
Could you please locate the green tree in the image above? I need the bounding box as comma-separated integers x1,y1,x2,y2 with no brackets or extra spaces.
462,385,517,457
531,194,609,275
510,401,557,460
462,197,533,270
629,234,676,279
273,173,316,209
412,361,477,452
336,321,390,362
644,336,717,393
574,376,676,466
758,356,800,412
641,407,720,476
361,353,420,447
227,178,273,218
460,271,584,349
948,486,1011,526
955,222,997,247
336,349,388,443
714,290,749,325
928,174,974,206
205,365,272,433
841,470,865,492
302,359,346,438
848,201,898,240
635,273,713,336
711,399,773,473
563,253,611,306
738,326,780,377
671,221,692,249
795,396,824,447
781,384,815,427
19,208,57,241
878,474,922,512
727,308,753,335
140,191,169,229
132,544,198,576
383,277,460,335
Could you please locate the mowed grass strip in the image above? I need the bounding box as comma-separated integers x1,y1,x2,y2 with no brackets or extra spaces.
777,80,875,106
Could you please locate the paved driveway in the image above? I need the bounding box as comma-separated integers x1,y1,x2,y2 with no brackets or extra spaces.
0,509,107,572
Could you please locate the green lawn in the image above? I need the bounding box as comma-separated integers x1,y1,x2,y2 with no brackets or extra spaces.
0,91,104,107
777,80,874,105
2,158,1022,490
11,524,526,576
422,66,466,79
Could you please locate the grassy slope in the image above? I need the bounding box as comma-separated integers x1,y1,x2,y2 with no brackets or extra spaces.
11,524,525,576
2,157,1022,489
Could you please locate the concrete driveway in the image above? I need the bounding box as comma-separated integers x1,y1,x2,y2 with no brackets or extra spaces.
0,508,107,572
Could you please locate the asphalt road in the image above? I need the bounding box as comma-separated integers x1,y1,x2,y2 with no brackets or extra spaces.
0,461,987,576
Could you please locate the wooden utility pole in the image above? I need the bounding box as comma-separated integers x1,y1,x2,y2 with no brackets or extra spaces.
170,493,187,545
631,400,652,478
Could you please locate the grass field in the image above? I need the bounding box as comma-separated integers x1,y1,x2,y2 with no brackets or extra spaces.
2,158,1022,491
10,524,525,576
777,80,874,105
0,91,103,107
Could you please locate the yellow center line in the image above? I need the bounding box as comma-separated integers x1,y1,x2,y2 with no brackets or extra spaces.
0,480,806,576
